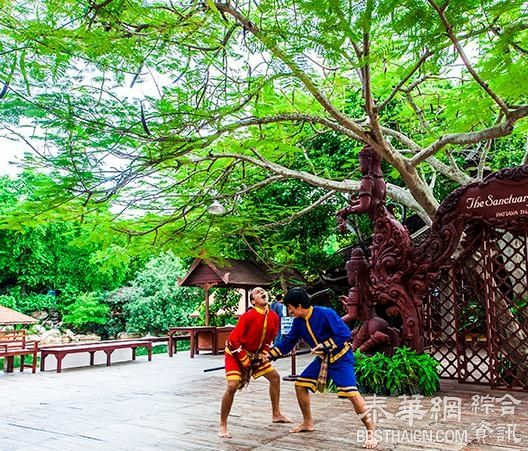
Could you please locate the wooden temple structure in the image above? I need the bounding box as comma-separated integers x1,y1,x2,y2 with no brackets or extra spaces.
0,305,38,328
179,257,275,326
336,145,528,391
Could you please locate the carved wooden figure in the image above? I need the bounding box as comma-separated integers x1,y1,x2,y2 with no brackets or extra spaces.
337,146,424,352
340,248,400,355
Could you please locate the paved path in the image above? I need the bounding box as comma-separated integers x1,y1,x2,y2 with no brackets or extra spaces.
1,352,527,450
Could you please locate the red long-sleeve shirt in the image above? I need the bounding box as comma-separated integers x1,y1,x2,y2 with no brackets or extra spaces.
227,306,279,365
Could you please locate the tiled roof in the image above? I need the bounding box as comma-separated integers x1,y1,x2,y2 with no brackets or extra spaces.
0,305,39,325
179,258,274,288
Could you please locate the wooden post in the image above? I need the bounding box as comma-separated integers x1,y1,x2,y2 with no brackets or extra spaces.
282,346,299,381
204,283,211,326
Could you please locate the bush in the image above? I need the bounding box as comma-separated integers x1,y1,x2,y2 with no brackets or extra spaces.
0,289,57,315
204,288,240,327
62,293,110,332
354,347,440,396
105,252,202,335
17,293,57,314
0,294,17,309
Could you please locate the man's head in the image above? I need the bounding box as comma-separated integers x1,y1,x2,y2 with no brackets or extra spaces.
250,287,269,308
284,287,311,318
275,293,284,303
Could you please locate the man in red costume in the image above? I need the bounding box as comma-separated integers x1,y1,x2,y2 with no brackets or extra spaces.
219,287,292,438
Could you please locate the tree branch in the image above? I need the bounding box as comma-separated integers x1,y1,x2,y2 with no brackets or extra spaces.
156,112,363,149
427,0,509,115
260,191,337,228
380,126,473,185
385,185,431,225
378,50,434,110
213,2,370,143
410,106,528,165
191,151,360,193
190,150,431,221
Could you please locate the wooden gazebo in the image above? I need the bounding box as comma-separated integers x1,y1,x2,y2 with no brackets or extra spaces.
179,258,274,326
0,305,38,327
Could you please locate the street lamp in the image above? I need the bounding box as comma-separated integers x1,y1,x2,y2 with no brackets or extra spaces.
207,199,226,215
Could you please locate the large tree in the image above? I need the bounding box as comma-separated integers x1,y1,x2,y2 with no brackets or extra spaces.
0,0,526,261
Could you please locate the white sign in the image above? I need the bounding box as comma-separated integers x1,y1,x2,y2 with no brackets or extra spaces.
281,317,294,335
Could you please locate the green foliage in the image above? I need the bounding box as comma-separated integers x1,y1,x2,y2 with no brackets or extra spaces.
204,288,241,327
0,0,526,286
11,291,57,314
0,294,17,309
355,347,440,396
0,1,525,343
107,252,202,335
62,293,110,332
0,174,155,320
354,350,390,395
238,178,344,276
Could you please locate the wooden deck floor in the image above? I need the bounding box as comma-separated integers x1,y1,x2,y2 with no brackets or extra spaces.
0,351,527,450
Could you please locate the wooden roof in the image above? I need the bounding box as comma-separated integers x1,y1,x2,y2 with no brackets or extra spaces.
179,258,274,288
0,305,38,325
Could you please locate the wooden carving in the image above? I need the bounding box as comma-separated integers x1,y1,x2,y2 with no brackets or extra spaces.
337,146,423,351
340,248,401,355
338,152,528,354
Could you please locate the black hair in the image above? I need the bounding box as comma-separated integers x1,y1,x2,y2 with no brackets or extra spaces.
275,293,284,301
284,287,311,308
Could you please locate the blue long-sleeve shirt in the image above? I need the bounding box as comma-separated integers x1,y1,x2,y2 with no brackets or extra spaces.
269,306,353,364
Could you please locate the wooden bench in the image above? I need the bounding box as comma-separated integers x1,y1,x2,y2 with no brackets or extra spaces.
0,330,38,373
40,340,152,373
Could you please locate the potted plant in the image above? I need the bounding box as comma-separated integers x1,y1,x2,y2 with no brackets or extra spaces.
354,347,439,396
354,351,390,395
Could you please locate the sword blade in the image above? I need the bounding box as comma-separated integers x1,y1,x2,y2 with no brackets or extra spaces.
202,349,312,373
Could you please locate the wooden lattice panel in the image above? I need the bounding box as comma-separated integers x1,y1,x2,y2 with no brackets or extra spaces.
425,226,528,391
483,228,528,391
424,268,458,380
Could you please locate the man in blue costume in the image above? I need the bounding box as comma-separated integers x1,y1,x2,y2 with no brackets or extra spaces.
268,287,378,449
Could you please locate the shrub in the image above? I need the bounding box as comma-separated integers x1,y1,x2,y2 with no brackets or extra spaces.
355,351,390,395
105,252,202,335
204,288,241,327
16,293,57,314
0,294,17,309
355,347,440,396
62,293,110,332
0,289,57,315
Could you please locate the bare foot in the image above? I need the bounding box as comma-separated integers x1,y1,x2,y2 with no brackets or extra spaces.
272,414,293,423
363,437,378,449
218,426,232,439
289,422,314,433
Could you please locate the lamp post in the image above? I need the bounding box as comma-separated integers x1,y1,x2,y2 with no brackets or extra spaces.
207,200,226,215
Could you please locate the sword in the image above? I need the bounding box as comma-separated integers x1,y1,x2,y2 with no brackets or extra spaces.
203,349,312,373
